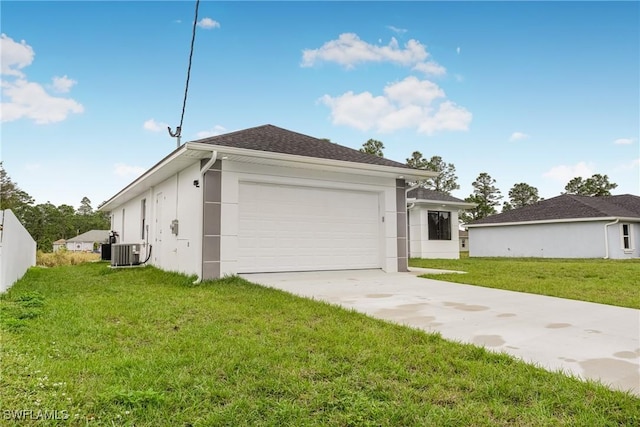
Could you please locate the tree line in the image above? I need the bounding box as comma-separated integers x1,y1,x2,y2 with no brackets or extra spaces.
1,162,110,252
359,139,618,223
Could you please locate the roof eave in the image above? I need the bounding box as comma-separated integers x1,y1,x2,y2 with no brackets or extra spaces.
99,142,437,212
185,142,438,180
466,216,640,228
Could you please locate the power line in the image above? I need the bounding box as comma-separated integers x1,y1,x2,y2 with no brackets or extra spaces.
168,0,200,148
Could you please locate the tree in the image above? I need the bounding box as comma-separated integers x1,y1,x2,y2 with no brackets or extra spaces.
564,174,618,197
406,151,429,170
507,183,541,209
77,196,93,215
359,139,385,157
405,152,460,195
460,172,502,223
424,156,460,195
0,162,34,214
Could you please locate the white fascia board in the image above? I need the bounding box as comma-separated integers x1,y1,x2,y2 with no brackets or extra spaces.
466,216,640,228
185,142,437,180
99,145,216,212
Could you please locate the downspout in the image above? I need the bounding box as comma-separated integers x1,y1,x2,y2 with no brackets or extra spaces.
193,149,218,284
603,219,619,259
405,183,420,195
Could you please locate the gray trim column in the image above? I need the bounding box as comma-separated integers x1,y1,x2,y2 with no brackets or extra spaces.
202,159,222,280
396,179,408,272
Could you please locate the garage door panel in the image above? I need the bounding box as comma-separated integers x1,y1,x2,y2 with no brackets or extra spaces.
238,182,380,273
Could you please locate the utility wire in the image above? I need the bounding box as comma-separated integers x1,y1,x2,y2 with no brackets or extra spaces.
168,0,200,147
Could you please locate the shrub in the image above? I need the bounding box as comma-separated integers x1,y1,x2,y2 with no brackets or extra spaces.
37,250,101,267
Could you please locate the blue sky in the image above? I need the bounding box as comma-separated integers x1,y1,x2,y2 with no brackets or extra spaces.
2,1,638,209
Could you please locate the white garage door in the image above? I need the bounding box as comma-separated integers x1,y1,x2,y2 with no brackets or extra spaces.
238,182,381,273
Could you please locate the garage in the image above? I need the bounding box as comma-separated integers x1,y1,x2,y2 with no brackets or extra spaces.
237,182,381,273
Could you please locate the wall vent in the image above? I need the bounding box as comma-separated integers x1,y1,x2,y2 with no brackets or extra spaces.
111,244,140,267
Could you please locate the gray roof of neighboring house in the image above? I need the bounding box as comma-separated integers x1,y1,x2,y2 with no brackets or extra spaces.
195,124,410,169
468,194,640,226
67,230,110,243
407,188,467,203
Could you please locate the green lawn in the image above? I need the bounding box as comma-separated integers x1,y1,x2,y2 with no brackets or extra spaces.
1,263,639,426
410,256,640,309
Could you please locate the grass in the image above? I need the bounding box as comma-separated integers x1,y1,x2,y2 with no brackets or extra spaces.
410,256,640,309
37,250,101,267
1,263,639,426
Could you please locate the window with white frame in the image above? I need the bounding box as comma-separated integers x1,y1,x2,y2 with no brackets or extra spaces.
621,223,632,250
428,211,451,240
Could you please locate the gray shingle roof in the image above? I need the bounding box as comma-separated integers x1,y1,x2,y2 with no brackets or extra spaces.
67,230,110,243
469,194,640,225
407,188,467,203
194,124,410,168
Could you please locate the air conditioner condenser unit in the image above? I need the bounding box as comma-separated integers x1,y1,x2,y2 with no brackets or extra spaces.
111,243,141,267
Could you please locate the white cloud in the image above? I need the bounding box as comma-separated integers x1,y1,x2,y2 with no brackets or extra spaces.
197,17,220,29
114,163,146,178
543,161,595,182
412,61,446,76
456,46,461,55
387,25,408,34
510,132,530,142
1,78,84,124
195,125,227,139
0,34,34,77
301,33,445,76
25,163,41,172
143,118,168,132
383,76,444,106
51,75,76,93
418,101,473,135
0,34,83,124
319,76,471,135
614,137,634,145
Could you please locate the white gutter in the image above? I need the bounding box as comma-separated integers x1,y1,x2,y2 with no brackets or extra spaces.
466,216,639,228
603,219,619,259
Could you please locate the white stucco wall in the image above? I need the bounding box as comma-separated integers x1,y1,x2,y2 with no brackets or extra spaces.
409,205,461,259
65,241,94,252
468,220,638,258
109,162,202,276
219,160,399,276
0,210,37,292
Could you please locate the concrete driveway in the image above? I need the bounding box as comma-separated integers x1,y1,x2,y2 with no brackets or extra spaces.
241,269,640,396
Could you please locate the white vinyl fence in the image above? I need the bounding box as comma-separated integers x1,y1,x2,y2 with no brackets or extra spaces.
0,209,36,292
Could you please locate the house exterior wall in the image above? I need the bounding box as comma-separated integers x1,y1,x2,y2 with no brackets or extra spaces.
469,221,620,258
109,162,202,276
216,160,400,277
0,209,36,292
409,205,461,259
65,241,94,252
109,158,410,279
608,221,639,259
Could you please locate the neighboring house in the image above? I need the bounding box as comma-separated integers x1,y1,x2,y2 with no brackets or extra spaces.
459,230,469,252
99,125,437,280
65,230,110,252
52,239,66,252
466,194,640,259
406,188,476,259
